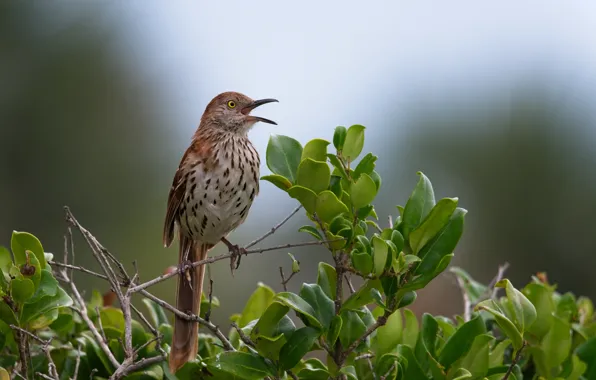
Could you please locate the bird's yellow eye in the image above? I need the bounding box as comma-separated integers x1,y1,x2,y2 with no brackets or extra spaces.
227,100,236,109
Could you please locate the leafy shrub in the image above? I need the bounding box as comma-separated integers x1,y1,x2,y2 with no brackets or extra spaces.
1,126,595,380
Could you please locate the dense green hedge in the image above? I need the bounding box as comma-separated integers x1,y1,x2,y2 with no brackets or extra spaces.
1,127,595,379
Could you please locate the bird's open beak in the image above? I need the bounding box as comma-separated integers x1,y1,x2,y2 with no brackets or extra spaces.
241,98,279,125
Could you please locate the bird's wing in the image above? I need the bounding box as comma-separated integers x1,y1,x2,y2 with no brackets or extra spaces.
163,149,192,247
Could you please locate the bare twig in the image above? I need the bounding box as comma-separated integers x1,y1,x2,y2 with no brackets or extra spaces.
502,341,526,380
456,276,473,322
380,361,397,380
387,215,393,229
9,325,59,380
279,266,297,292
50,261,109,281
245,205,302,249
73,343,83,380
95,307,108,343
355,353,375,361
345,274,355,294
110,355,166,380
287,371,299,380
340,309,392,363
490,262,510,299
231,322,256,348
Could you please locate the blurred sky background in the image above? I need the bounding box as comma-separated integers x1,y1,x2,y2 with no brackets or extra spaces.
2,1,596,325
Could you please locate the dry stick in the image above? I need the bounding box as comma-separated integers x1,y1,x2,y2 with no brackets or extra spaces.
110,356,166,380
73,343,83,380
231,322,256,348
9,325,59,380
49,261,109,281
279,266,297,291
245,205,302,249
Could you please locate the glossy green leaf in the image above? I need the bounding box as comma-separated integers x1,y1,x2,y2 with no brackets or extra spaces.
297,158,331,194
475,299,523,350
299,225,323,240
11,231,47,269
266,134,303,183
350,173,377,209
542,313,571,369
576,337,596,380
0,302,17,326
457,334,494,378
342,279,381,311
261,174,293,191
353,153,377,179
376,310,403,356
496,279,537,334
342,124,365,161
370,170,382,191
279,326,320,370
0,247,12,277
237,283,275,328
397,344,430,380
28,268,58,304
296,358,330,380
204,351,277,379
317,263,337,300
400,172,436,240
254,333,287,361
351,251,373,275
339,310,367,349
403,309,420,348
328,315,342,347
409,198,458,255
251,301,291,339
523,282,555,338
488,339,511,367
49,311,74,333
333,126,347,151
288,185,317,214
397,291,417,309
438,315,486,369
415,208,466,275
127,364,163,380
566,354,588,380
327,154,348,179
143,298,169,328
11,277,34,304
316,190,349,223
29,308,59,329
450,368,472,380
302,138,330,162
300,284,334,330
275,292,323,330
372,236,389,277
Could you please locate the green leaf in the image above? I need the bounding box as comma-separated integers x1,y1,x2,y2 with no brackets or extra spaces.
302,139,330,162
414,208,466,276
496,279,537,334
275,292,323,329
279,326,320,370
297,158,331,194
438,315,486,369
29,308,60,329
353,153,377,180
351,251,373,276
261,174,293,191
488,339,511,367
339,310,367,349
317,263,337,300
475,299,523,350
251,301,291,339
403,309,420,348
397,291,417,309
300,284,335,330
400,172,436,240
11,231,47,269
27,268,58,304
457,334,494,379
449,267,489,304
333,126,347,151
327,154,348,179
237,283,275,328
370,170,382,191
0,247,12,277
204,351,277,379
350,173,378,209
342,125,365,162
397,344,429,380
342,280,381,311
11,277,34,304
254,333,287,361
0,302,17,326
49,311,74,333
372,236,389,277
376,310,402,357
299,225,323,240
566,354,588,380
143,299,169,328
409,198,458,255
127,364,164,380
21,285,73,326
288,185,318,214
316,190,349,223
523,282,555,338
328,315,342,347
266,134,303,183
576,337,596,380
542,313,571,369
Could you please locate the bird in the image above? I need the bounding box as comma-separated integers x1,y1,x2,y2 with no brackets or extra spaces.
163,91,278,373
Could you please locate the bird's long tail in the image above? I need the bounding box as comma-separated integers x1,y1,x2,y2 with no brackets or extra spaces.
169,234,212,374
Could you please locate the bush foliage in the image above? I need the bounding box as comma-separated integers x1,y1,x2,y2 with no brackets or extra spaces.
1,126,596,380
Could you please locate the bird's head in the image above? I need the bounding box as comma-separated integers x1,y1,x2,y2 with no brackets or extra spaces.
201,91,278,134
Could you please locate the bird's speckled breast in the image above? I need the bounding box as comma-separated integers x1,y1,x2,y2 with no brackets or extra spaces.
178,135,260,245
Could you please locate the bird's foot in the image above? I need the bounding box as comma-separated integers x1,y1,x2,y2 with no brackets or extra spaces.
221,238,247,275
178,259,194,290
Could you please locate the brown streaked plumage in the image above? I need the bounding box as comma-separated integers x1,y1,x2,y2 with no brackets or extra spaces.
163,91,278,373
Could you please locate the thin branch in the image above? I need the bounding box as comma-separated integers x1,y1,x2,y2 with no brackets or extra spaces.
231,322,255,348
9,325,59,380
340,311,390,362
490,262,510,299
127,239,338,294
279,266,297,292
49,261,109,281
380,362,397,380
245,205,302,249
345,274,355,294
73,343,83,380
287,371,299,380
355,353,375,361
502,341,526,380
110,355,166,380
456,276,472,322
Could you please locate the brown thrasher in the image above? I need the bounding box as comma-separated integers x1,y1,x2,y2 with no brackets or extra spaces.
163,92,278,372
